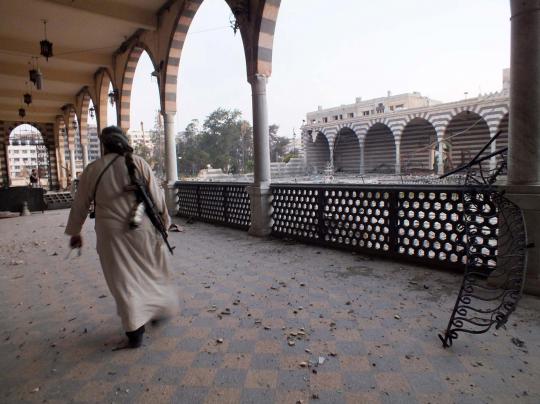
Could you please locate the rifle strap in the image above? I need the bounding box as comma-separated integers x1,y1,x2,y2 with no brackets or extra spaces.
90,154,121,218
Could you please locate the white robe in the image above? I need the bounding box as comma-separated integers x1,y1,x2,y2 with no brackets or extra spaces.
65,153,178,331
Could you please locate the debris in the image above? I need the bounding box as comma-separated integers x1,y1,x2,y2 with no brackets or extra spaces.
207,305,217,312
312,393,320,399
168,224,184,232
50,252,58,256
98,294,107,299
31,387,40,393
511,337,526,348
394,314,401,320
263,326,271,330
68,317,77,322
299,361,308,367
220,308,231,315
300,282,306,287
288,340,296,346
318,356,325,365
216,338,224,344
10,259,24,266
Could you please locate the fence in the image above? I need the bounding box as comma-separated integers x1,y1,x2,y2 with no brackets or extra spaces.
175,182,498,271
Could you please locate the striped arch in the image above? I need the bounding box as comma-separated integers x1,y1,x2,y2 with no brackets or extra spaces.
77,89,94,146
364,122,396,173
401,117,437,173
252,0,281,77
96,68,116,132
333,126,361,173
163,0,204,114
444,111,491,170
120,44,158,131
304,129,331,173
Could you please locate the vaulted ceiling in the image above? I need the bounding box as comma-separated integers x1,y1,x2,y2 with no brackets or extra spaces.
0,0,165,123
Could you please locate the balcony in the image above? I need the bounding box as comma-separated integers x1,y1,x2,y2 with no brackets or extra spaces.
1,209,539,402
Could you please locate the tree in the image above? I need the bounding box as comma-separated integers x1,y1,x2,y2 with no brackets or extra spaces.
268,124,290,162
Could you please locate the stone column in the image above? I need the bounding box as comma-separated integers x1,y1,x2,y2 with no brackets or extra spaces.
162,111,178,216
394,133,401,174
69,148,77,181
359,138,365,175
436,130,445,175
246,74,272,236
506,0,540,295
81,144,89,168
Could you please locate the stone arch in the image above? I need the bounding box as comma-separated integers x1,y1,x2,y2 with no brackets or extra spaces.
305,130,331,173
251,0,281,78
333,127,360,174
96,68,117,131
364,123,396,173
163,0,205,114
6,123,52,188
401,117,437,174
120,43,159,131
444,111,491,171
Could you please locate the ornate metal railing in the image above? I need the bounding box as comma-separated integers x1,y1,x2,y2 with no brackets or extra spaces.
175,182,251,230
270,184,497,270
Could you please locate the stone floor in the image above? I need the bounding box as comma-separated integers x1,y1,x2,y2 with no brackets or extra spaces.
1,210,539,404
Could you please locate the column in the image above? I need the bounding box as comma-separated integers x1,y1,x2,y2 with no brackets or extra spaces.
69,148,76,181
489,127,498,172
394,133,402,174
163,112,178,184
246,74,272,236
81,144,89,168
162,111,178,216
359,139,365,175
436,129,445,175
506,0,540,295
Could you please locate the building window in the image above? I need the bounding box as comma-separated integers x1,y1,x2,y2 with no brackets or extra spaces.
395,104,404,110
348,113,354,118
333,115,338,120
390,106,394,111
322,117,328,123
363,111,370,116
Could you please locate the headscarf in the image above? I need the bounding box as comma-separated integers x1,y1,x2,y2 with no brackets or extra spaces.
100,125,133,154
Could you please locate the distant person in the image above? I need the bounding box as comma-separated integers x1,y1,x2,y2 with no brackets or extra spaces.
29,169,39,188
65,125,178,349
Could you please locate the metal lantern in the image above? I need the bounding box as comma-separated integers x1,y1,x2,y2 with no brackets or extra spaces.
89,106,95,118
108,89,118,106
18,108,26,118
23,93,32,106
29,68,43,90
40,20,53,60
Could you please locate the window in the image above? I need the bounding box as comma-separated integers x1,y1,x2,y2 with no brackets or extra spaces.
395,104,404,110
390,106,394,111
333,115,338,120
363,111,370,116
322,117,328,123
339,114,343,120
348,113,354,118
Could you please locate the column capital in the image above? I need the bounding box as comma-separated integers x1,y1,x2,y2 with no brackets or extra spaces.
249,73,268,87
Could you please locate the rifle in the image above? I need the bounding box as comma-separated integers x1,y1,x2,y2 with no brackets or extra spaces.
126,173,175,255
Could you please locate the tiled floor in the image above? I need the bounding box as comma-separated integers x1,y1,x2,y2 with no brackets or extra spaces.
1,210,539,403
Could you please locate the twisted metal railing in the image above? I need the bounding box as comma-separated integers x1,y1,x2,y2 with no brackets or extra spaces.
438,132,528,347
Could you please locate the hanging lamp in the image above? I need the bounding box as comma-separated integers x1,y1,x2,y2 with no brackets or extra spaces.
40,20,53,60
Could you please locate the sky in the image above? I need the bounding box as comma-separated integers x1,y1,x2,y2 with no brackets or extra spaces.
129,0,511,138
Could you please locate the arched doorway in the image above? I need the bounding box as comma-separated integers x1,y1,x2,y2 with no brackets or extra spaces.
401,118,437,174
7,124,51,189
364,123,395,173
333,127,360,174
444,111,491,172
305,131,330,173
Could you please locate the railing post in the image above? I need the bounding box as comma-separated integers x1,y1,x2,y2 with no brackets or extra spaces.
388,189,399,256
196,184,201,219
223,185,229,224
317,187,326,242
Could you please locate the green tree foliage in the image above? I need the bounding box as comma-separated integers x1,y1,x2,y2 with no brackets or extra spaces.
177,108,256,176
268,124,291,162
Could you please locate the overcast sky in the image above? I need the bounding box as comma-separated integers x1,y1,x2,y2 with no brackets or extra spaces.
129,0,511,138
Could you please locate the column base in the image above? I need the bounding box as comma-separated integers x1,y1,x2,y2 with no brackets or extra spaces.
246,182,272,237
504,185,540,296
164,182,179,217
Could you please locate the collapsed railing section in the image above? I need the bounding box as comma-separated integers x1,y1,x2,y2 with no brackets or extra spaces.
175,182,251,230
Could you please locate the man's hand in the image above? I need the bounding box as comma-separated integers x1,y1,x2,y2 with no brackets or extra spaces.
70,234,82,249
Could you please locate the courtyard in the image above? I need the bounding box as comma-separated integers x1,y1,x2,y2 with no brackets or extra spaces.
0,210,539,403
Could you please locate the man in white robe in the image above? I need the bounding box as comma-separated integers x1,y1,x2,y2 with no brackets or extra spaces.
65,126,178,348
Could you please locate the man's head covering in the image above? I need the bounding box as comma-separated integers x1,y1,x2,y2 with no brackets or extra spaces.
100,126,133,154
